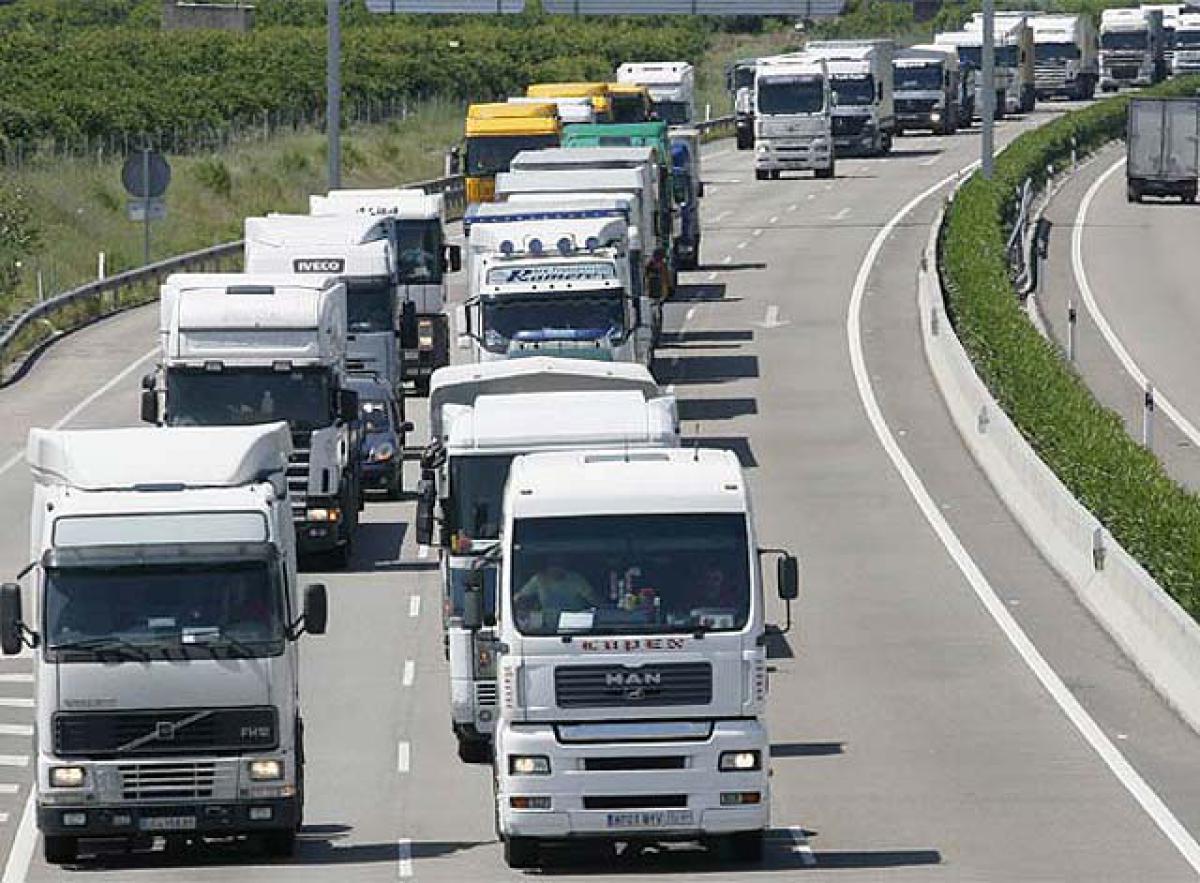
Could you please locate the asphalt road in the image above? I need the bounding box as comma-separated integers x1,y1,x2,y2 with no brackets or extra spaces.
1,110,1200,881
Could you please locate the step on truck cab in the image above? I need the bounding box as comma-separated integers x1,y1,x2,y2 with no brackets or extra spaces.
806,40,897,156
893,46,961,135
1100,7,1166,91
308,188,462,396
416,358,679,760
1028,14,1099,100
727,57,760,150
465,103,563,205
616,62,696,127
488,448,800,869
753,54,835,180
143,274,362,568
459,209,651,365
1,424,329,865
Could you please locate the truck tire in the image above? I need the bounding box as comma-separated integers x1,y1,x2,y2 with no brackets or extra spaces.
737,131,754,150
1127,181,1141,203
262,829,297,858
457,732,491,763
755,169,769,181
725,830,765,863
43,836,77,865
815,161,835,180
503,836,540,869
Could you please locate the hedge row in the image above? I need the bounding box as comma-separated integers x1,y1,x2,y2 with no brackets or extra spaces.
941,79,1200,620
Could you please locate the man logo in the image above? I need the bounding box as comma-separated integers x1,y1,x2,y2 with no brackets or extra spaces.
293,258,345,274
604,669,662,700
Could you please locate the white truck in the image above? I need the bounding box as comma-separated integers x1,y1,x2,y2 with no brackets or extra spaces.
728,57,760,150
0,423,328,864
308,188,461,396
894,46,962,135
142,274,363,568
806,40,896,156
965,13,1037,113
753,54,835,180
1100,7,1167,91
1143,4,1184,71
1126,96,1200,203
936,29,1014,119
508,96,597,125
1029,14,1099,100
487,448,800,869
415,359,679,760
1173,11,1200,73
616,62,696,126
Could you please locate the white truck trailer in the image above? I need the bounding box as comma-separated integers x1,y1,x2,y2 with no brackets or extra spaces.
487,448,799,869
143,274,363,567
1,424,329,864
415,358,679,760
1126,96,1200,202
308,188,461,396
806,40,896,155
1029,14,1099,100
1100,7,1167,91
1170,10,1200,73
616,62,696,126
965,13,1037,113
894,46,962,135
753,54,835,180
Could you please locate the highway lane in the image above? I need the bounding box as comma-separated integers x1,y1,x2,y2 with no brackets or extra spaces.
1,118,1200,881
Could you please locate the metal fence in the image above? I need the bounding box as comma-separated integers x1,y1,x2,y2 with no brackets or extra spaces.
0,116,733,376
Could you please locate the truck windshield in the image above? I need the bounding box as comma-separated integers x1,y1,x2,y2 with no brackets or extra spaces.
393,218,444,285
450,454,516,540
1102,31,1148,50
1175,29,1200,46
46,561,285,661
757,77,825,115
510,514,751,637
733,65,757,91
612,95,649,123
895,64,943,90
955,45,1019,67
481,291,625,355
166,367,333,431
346,277,394,333
467,134,560,178
651,100,691,125
1036,42,1081,61
831,75,876,106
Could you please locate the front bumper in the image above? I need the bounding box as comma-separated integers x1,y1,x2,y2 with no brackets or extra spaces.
755,140,831,171
496,719,769,841
38,797,299,838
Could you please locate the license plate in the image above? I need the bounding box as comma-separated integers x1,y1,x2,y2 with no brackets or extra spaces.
605,810,694,830
139,816,197,832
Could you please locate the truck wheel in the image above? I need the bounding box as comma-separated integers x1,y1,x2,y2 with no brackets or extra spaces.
725,830,765,863
262,829,297,858
737,131,753,150
43,836,77,865
457,732,491,764
770,170,781,180
1127,182,1141,203
755,169,769,181
880,132,893,155
504,836,540,869
386,468,404,502
815,162,835,180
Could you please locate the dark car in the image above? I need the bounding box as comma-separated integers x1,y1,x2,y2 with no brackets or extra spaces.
347,376,411,500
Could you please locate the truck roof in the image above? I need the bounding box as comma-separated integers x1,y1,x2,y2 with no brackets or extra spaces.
28,424,292,491
825,59,873,76
507,448,747,519
244,215,390,278
511,146,658,171
469,214,628,256
469,102,559,120
756,55,828,76
464,203,630,238
506,97,595,125
161,273,340,332
245,213,386,247
1102,7,1151,25
616,62,694,84
467,114,563,137
527,82,609,99
896,47,958,67
496,168,647,197
430,357,659,438
309,188,443,222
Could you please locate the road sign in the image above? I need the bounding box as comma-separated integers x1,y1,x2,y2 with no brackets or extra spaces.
127,198,167,223
366,0,524,10
121,149,171,199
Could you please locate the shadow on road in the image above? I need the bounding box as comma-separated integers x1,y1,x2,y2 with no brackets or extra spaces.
771,741,845,758
677,397,758,422
654,355,759,385
659,329,755,346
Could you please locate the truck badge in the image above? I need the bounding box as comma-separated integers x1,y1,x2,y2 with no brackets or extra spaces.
293,258,345,274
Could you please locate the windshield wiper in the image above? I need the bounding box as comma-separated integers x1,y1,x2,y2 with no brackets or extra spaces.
176,630,273,658
49,636,151,662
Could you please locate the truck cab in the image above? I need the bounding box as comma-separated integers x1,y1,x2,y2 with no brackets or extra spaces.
935,29,1015,119
894,46,961,135
727,58,760,150
144,274,362,568
1172,11,1200,73
417,358,678,760
616,62,696,127
1100,7,1166,91
1,424,328,864
806,40,896,156
753,54,835,180
464,103,562,204
526,83,613,123
606,83,654,124
1029,14,1099,100
489,448,799,869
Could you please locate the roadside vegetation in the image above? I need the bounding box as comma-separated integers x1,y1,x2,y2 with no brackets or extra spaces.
940,77,1200,619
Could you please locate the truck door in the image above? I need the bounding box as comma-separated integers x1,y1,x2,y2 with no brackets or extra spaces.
1165,99,1200,181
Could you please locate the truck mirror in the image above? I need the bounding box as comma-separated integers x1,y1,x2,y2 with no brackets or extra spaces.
303,583,328,636
463,573,485,630
0,584,23,656
141,372,156,391
338,389,360,423
777,555,800,602
415,479,437,547
140,389,159,425
454,304,472,349
400,302,419,350
446,244,463,273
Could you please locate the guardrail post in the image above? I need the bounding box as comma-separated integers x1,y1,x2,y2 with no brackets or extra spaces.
1143,383,1155,451
1067,300,1077,362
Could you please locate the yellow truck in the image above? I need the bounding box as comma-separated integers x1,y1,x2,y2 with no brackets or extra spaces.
464,103,562,204
607,83,654,123
526,82,614,123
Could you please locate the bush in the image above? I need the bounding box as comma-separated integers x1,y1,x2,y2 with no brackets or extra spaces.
0,179,40,303
940,78,1200,619
193,156,233,198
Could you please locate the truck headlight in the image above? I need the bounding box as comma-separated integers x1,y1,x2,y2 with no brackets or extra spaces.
719,750,761,772
930,112,941,122
307,507,341,523
248,759,284,781
508,755,551,776
368,442,396,463
50,766,86,788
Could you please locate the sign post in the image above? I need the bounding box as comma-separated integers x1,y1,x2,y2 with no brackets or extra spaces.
121,148,171,265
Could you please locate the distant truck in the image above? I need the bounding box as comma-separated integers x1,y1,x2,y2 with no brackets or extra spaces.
607,83,654,124
727,57,760,149
936,29,1013,119
527,83,614,123
893,46,961,135
1126,97,1200,203
3,423,328,864
1143,4,1184,70
806,40,896,156
1171,10,1200,74
144,274,363,567
1100,7,1167,91
416,359,679,760
464,102,562,204
966,13,1037,113
1029,14,1099,100
753,54,835,180
616,62,696,126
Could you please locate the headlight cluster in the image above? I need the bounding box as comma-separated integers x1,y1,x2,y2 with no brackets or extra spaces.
50,766,86,788
719,750,761,772
508,755,550,776
307,507,341,523
247,759,284,781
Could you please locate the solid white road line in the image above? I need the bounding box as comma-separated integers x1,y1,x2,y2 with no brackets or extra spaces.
0,701,31,710
398,837,414,878
849,162,1200,875
402,659,416,688
408,595,421,619
1073,156,1200,449
0,347,159,480
0,786,19,796
397,740,411,774
0,728,31,739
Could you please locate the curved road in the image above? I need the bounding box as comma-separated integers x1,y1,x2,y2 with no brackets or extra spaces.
1,110,1199,881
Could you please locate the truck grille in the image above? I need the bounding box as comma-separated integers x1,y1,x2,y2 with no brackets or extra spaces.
583,756,687,771
53,707,277,757
555,663,712,709
475,682,497,707
119,761,227,801
1110,64,1140,80
896,97,937,114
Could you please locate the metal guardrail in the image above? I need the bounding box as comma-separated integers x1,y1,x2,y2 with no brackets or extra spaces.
0,117,734,375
